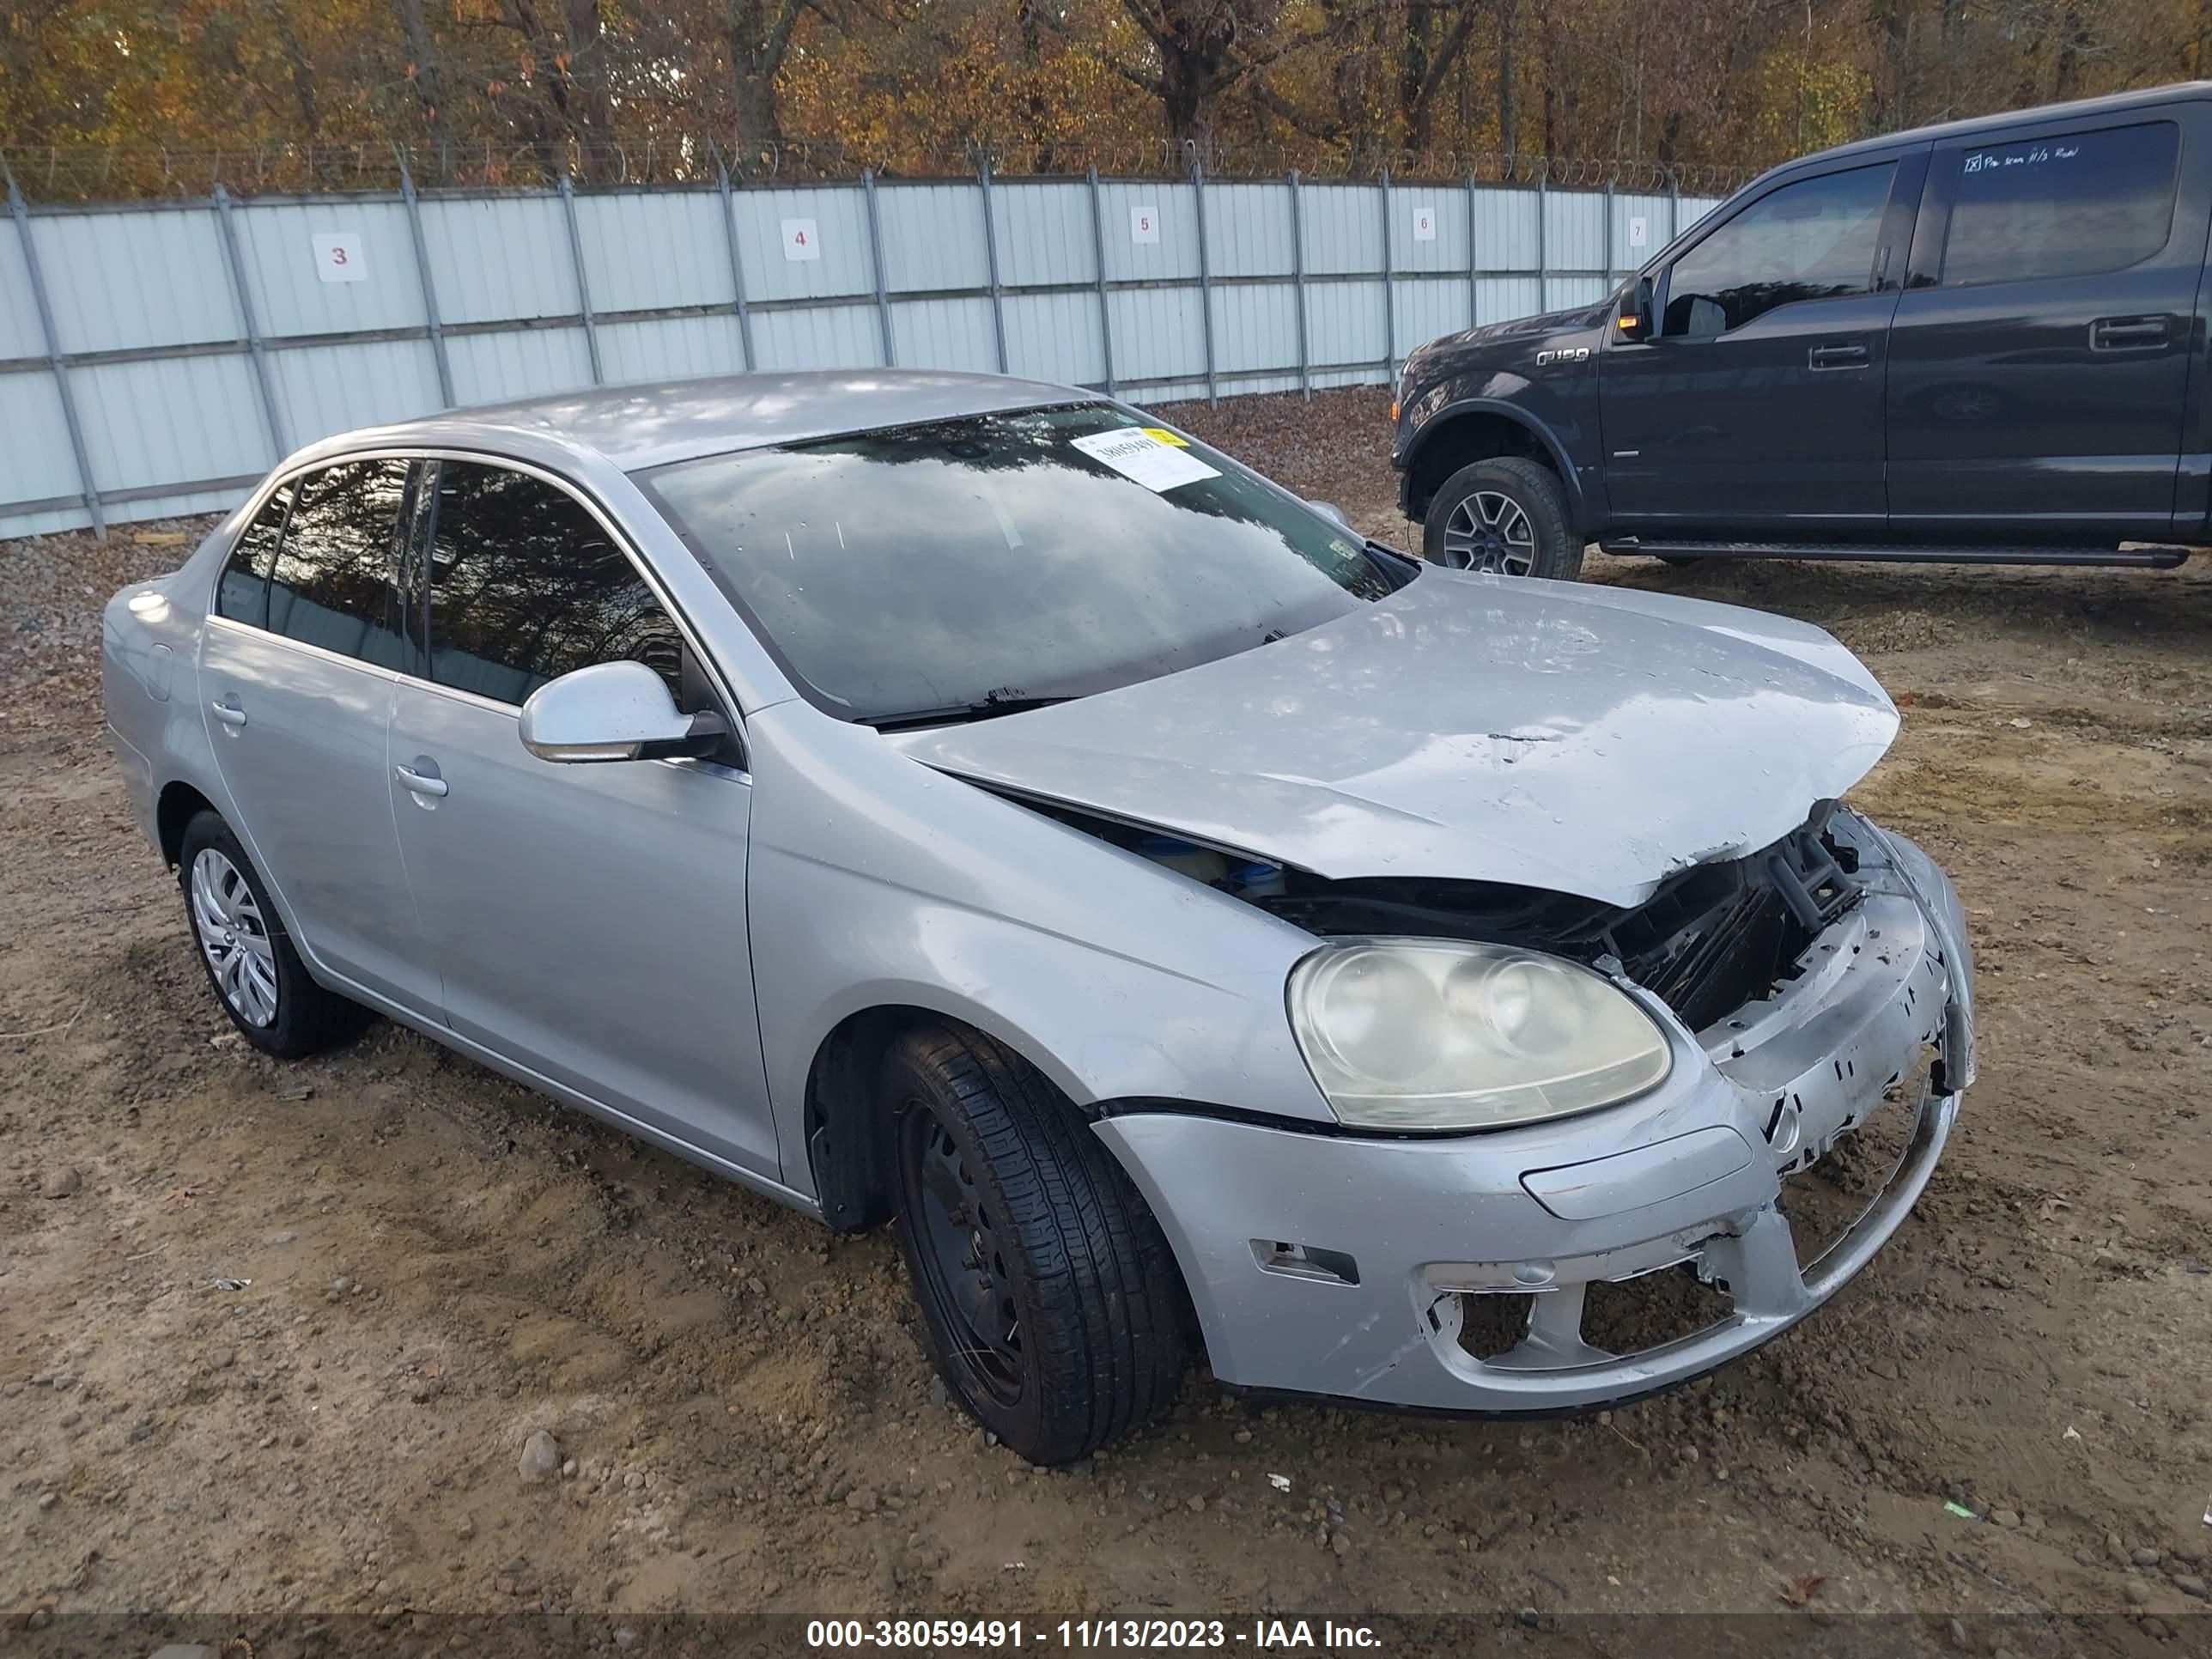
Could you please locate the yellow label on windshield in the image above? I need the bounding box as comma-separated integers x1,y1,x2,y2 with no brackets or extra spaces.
1139,427,1189,447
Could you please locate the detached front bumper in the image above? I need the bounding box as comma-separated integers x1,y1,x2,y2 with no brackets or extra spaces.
1095,822,1973,1413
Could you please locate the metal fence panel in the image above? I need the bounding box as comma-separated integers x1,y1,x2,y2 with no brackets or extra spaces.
0,370,76,513
597,313,748,385
750,301,882,370
1002,289,1104,387
418,195,578,324
271,339,443,444
1391,276,1471,359
74,354,271,489
235,198,425,336
890,296,996,372
34,206,238,350
731,186,873,304
1299,184,1382,276
0,213,43,359
0,173,1725,537
572,190,730,313
1107,285,1203,383
1210,283,1297,374
1097,181,1199,283
877,183,990,292
1205,182,1292,279
1306,277,1387,371
1472,188,1540,272
1387,185,1469,275
990,181,1097,288
447,326,595,405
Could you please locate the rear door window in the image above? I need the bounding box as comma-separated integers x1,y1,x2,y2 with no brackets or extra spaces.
1662,162,1897,337
215,483,293,626
267,459,412,668
1939,121,2179,287
422,460,683,706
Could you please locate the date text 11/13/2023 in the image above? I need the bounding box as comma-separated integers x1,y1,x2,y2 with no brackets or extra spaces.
805,1618,1385,1650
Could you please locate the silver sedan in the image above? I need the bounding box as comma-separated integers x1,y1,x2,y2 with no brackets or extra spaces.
101,370,1974,1463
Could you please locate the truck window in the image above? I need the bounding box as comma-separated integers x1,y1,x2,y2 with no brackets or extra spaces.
1939,121,2178,288
1662,162,1896,338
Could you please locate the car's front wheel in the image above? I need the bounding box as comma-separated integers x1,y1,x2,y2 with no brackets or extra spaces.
178,810,370,1059
883,1024,1188,1464
1424,456,1583,580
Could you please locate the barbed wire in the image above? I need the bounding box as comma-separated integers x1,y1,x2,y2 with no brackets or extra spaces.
0,136,1756,203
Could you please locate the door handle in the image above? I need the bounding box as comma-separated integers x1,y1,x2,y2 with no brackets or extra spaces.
2090,315,2168,350
210,696,247,728
393,763,448,799
1808,342,1869,370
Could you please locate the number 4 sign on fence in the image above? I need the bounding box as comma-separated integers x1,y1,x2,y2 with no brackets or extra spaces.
781,218,821,262
312,232,367,283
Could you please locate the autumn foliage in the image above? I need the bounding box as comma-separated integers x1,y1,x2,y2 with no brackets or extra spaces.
4,2,2209,197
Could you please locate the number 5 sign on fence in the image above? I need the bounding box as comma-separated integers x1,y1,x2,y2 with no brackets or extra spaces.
312,232,367,283
1129,204,1160,245
781,218,821,262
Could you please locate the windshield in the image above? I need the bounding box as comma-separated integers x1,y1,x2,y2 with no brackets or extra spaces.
635,403,1397,723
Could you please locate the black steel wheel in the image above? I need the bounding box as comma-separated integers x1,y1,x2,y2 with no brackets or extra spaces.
883,1024,1188,1464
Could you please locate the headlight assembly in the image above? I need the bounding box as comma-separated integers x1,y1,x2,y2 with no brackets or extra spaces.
1287,939,1672,1130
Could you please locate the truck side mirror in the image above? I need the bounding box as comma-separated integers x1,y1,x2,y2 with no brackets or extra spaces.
1617,275,1655,339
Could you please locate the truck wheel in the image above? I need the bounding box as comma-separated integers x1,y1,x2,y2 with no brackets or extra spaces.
178,810,371,1059
1425,457,1583,580
884,1024,1188,1465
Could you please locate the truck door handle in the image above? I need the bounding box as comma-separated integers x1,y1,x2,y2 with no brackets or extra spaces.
1808,342,1869,370
393,763,448,799
210,696,247,728
2091,315,2168,350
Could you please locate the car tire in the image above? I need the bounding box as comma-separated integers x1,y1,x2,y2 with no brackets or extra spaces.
177,810,370,1060
884,1024,1188,1464
1424,456,1583,580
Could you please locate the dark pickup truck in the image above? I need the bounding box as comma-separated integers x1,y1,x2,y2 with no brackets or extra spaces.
1393,82,2212,580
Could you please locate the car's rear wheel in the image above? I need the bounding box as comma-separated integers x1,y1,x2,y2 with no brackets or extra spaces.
178,810,370,1060
1424,456,1583,580
883,1024,1187,1464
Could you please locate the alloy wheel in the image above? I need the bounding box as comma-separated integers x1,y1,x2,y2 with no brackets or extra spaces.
190,848,279,1027
1441,489,1537,575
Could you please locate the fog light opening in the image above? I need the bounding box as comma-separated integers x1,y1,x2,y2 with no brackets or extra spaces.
1250,1239,1360,1286
1579,1266,1735,1353
1453,1291,1535,1361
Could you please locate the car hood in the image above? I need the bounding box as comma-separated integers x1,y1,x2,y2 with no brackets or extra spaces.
884,570,1899,908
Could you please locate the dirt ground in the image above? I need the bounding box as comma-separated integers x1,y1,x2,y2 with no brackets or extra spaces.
2,387,2209,1655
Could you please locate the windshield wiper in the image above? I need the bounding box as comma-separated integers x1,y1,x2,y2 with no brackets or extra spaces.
855,692,1077,732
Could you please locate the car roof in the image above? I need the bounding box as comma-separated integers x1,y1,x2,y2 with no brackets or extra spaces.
1771,81,2212,173
337,368,1086,472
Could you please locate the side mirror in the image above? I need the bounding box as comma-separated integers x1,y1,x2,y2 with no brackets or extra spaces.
1616,275,1655,339
1307,499,1354,532
518,659,726,764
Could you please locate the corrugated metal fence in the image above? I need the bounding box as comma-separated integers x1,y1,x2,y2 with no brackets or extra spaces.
0,169,1721,539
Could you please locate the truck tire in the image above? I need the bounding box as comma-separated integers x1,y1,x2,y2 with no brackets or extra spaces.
1424,456,1583,581
178,809,372,1059
884,1024,1188,1464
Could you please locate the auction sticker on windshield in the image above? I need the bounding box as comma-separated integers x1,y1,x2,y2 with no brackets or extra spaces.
1069,427,1219,493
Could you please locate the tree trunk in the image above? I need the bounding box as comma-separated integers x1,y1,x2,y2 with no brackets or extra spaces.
1498,0,1516,168
392,0,453,164
727,0,805,161
560,0,617,177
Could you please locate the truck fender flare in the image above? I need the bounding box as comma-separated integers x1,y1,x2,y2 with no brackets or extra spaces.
1403,396,1588,526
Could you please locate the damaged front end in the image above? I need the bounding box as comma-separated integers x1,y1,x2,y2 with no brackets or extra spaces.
1082,802,1975,1412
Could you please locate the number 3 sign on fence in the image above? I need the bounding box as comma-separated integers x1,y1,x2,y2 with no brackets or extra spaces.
312,232,367,283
